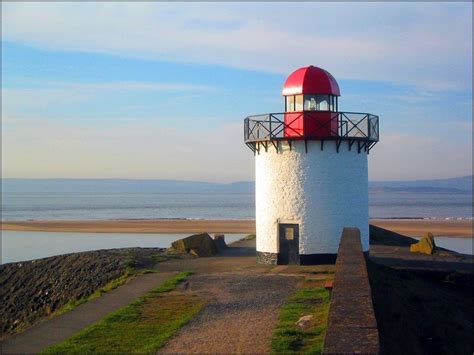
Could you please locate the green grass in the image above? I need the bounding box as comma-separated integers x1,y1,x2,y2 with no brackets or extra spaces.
43,271,204,354
271,287,330,355
53,268,135,316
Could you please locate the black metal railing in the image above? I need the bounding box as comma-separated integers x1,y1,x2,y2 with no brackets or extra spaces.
244,111,379,153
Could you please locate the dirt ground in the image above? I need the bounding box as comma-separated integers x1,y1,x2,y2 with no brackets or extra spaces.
157,238,334,353
159,273,298,353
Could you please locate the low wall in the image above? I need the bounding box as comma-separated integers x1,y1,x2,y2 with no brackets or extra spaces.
323,227,379,354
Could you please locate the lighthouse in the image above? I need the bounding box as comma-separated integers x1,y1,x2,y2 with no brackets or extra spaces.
244,65,379,265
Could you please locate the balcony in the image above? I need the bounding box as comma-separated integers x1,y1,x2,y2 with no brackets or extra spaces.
244,111,379,154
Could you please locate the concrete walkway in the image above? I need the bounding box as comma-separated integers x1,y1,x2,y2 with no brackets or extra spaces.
1,272,174,354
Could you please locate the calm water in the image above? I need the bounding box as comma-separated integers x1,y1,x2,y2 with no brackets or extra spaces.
2,181,472,263
413,236,473,255
1,231,246,264
2,232,471,264
1,190,472,221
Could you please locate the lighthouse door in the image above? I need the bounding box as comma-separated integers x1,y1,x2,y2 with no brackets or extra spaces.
278,224,300,265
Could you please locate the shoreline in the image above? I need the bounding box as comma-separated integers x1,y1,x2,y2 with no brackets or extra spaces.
1,219,472,237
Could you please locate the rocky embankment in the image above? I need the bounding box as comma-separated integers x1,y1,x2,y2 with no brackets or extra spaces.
0,247,167,339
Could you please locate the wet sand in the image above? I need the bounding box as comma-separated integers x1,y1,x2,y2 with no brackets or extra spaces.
1,219,472,237
0,220,256,234
370,219,472,238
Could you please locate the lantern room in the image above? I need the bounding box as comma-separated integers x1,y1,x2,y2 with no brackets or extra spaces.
282,66,341,138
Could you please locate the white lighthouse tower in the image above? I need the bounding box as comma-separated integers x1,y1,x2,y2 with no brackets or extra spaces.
244,65,379,264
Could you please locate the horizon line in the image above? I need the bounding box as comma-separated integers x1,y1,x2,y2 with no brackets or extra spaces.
1,175,472,184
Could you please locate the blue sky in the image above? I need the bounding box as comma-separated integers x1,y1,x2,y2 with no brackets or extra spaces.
2,2,472,182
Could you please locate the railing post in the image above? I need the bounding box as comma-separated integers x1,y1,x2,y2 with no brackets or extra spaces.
244,118,248,141
367,116,371,139
269,114,272,140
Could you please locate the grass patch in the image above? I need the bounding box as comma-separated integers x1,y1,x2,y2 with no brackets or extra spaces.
271,287,330,355
53,268,135,317
43,272,203,354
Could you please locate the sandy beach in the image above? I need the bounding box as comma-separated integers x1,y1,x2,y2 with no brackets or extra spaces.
1,219,472,237
370,219,472,238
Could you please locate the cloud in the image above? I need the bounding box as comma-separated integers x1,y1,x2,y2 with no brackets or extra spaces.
2,2,472,92
36,81,216,92
1,80,216,112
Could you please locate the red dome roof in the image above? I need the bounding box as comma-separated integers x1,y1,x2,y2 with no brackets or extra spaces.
282,65,340,96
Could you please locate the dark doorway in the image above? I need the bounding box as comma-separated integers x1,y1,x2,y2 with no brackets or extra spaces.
278,224,299,264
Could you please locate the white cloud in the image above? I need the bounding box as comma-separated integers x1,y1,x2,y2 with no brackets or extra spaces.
2,2,472,92
1,81,216,111
39,81,215,92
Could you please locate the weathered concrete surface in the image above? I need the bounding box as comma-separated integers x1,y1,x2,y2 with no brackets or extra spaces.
323,227,379,354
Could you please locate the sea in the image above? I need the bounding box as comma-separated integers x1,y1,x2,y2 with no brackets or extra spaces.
1,180,472,263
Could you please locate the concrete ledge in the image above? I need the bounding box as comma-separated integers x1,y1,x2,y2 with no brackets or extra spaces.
323,227,380,354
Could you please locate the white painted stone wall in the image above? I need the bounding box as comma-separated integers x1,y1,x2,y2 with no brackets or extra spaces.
255,140,369,254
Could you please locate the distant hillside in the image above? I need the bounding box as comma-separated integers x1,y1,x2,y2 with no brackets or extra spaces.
369,175,472,193
2,175,472,194
1,178,255,194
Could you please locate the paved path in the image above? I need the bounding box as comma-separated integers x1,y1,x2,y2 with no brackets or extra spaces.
1,272,174,354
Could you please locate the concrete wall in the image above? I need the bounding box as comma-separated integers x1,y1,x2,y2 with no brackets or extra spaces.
323,227,379,354
255,140,369,255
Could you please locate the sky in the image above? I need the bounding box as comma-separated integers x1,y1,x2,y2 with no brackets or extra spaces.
1,2,472,182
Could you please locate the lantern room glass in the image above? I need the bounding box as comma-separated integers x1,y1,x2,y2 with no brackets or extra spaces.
285,94,338,112
303,95,337,112
286,96,295,112
295,95,303,111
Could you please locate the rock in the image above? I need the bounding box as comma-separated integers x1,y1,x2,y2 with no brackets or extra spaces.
295,315,313,329
213,234,227,251
410,232,436,255
171,233,218,257
189,249,199,257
